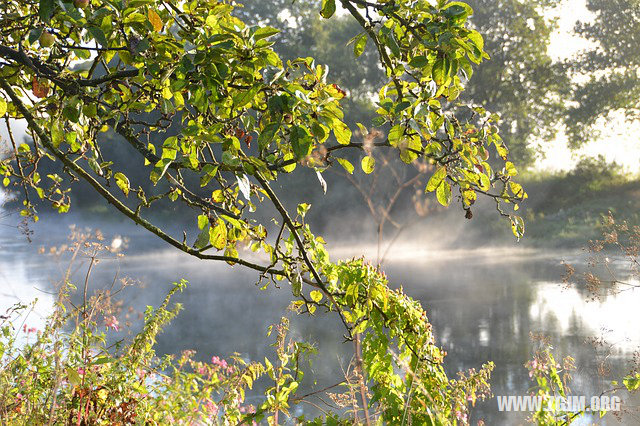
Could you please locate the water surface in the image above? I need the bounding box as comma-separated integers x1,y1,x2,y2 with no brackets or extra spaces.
0,214,638,424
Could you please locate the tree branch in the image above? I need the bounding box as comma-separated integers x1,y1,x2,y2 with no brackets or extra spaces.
254,172,353,338
0,76,281,279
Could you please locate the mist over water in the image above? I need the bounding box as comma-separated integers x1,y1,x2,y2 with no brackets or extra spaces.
1,210,639,424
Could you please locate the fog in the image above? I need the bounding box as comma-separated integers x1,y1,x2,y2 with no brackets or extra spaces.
1,205,639,424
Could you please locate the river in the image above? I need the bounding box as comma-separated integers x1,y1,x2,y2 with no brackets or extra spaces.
0,211,638,425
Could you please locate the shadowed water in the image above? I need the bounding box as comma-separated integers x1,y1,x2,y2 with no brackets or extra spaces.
0,214,638,425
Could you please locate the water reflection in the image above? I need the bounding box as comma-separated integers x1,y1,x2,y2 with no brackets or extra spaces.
0,216,638,424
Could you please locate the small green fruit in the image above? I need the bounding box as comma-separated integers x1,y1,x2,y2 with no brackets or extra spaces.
39,31,55,48
73,0,89,9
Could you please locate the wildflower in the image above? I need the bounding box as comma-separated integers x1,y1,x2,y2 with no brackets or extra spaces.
526,357,549,378
455,410,467,422
204,400,218,415
135,368,146,379
78,367,86,377
104,315,119,331
211,356,228,370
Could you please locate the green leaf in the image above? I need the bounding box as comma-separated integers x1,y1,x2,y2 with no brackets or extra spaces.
258,122,280,149
394,101,411,114
384,29,401,57
436,181,451,206
356,122,368,136
200,164,218,187
66,367,82,386
253,26,280,40
320,0,336,18
62,105,80,123
29,27,44,45
51,122,63,148
209,218,227,250
388,124,404,146
460,57,474,79
133,38,150,54
409,55,429,68
0,98,6,116
233,85,259,108
91,357,115,365
443,3,472,20
297,203,310,217
361,156,375,174
311,120,327,142
290,126,312,158
83,104,97,118
39,0,54,23
197,214,208,230
623,374,640,391
510,215,525,239
399,136,421,163
282,152,296,173
333,121,351,145
478,173,491,191
426,167,447,192
353,33,368,57
336,158,354,174
432,57,447,86
88,26,108,47
150,159,172,184
292,273,302,297
467,30,484,51
224,246,238,265
114,172,130,197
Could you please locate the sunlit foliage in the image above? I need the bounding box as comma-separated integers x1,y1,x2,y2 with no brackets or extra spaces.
0,0,529,422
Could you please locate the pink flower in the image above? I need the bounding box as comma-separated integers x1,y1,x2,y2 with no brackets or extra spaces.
455,410,467,422
16,393,23,400
211,356,228,370
204,400,218,415
135,368,146,379
104,315,119,332
21,324,36,334
526,358,549,378
77,367,86,377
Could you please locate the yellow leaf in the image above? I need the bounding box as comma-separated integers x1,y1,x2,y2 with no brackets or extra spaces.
148,9,163,32
361,156,375,174
310,290,323,303
209,218,227,250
